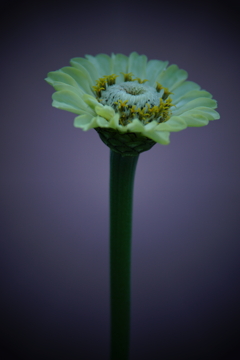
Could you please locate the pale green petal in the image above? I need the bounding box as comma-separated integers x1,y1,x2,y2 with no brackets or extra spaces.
194,107,220,120
128,52,147,79
52,99,84,115
61,67,94,94
49,82,84,97
85,54,113,77
181,107,220,126
156,65,188,91
172,98,217,116
82,94,100,110
144,120,159,132
95,105,115,120
169,70,188,91
155,116,187,132
111,53,128,82
72,58,99,82
108,113,120,129
146,130,170,144
45,71,80,90
126,118,145,132
174,90,212,107
96,54,113,75
74,114,93,129
180,112,209,127
52,90,93,115
146,60,169,86
95,116,108,127
70,58,98,84
171,81,201,102
74,114,100,130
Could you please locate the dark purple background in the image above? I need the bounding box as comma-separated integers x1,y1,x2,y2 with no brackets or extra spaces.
1,1,240,359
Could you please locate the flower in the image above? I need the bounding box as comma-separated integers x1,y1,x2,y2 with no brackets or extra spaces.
45,52,219,156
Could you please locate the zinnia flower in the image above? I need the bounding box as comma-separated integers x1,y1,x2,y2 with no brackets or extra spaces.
45,52,219,156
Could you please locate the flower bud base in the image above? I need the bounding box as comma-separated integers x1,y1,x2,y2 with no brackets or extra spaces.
96,127,156,156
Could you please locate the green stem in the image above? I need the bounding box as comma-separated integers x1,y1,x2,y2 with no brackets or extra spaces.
110,150,139,360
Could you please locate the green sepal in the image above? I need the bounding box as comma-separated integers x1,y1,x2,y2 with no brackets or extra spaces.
95,128,156,156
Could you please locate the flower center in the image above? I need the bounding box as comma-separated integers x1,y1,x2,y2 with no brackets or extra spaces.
100,82,161,110
93,73,174,126
120,82,146,95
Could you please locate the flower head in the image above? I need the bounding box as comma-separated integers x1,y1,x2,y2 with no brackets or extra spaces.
45,52,219,156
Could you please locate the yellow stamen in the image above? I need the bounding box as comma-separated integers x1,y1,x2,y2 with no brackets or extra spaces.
156,82,173,99
134,77,148,84
92,74,118,98
120,72,135,82
114,99,129,111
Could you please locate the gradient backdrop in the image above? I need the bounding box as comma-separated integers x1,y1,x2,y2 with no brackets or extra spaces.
1,1,240,359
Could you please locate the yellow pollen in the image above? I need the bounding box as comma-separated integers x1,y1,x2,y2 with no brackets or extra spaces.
92,74,119,98
156,82,173,99
133,77,148,84
121,72,135,82
114,99,129,111
120,72,148,84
